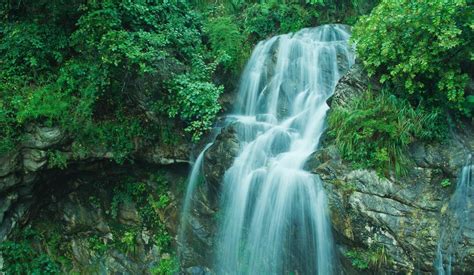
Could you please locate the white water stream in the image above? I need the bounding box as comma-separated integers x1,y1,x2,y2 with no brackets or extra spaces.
180,24,354,274
435,154,473,275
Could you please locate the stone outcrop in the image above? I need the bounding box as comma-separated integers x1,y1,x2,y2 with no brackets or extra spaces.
179,124,240,270
304,63,474,274
203,125,240,203
0,123,190,243
328,61,375,108
184,62,474,274
2,166,186,274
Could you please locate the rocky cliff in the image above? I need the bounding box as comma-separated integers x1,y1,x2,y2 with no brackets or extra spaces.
0,123,191,273
185,63,474,274
2,63,472,274
309,63,474,274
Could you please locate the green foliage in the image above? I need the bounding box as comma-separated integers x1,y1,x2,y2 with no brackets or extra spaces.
242,2,319,43
163,57,223,141
0,0,384,157
345,250,369,270
109,174,173,252
345,245,390,271
119,230,139,254
47,150,68,169
328,91,443,176
0,103,17,154
150,256,179,275
76,117,144,164
352,0,474,115
441,179,452,188
88,235,108,255
0,0,224,159
193,0,379,77
205,15,249,70
0,228,60,274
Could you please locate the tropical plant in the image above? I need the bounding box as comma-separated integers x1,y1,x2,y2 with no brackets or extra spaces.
328,90,443,176
352,0,473,115
0,228,60,274
0,0,223,159
205,15,249,71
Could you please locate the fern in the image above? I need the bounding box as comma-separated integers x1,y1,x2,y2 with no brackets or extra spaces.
205,15,249,71
328,90,444,176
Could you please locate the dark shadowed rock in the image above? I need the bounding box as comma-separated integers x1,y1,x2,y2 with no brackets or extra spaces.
203,124,240,200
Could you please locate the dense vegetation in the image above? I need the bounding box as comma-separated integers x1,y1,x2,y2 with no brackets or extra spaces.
0,0,222,159
0,172,179,274
2,0,472,272
329,0,473,176
352,0,473,116
328,91,442,176
0,0,378,162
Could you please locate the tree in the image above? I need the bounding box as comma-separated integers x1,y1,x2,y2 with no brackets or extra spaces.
352,0,473,116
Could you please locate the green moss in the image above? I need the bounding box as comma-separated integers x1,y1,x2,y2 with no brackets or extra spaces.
333,179,357,195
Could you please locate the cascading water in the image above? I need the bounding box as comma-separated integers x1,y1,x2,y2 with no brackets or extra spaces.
178,143,213,244
179,24,354,274
435,154,473,275
216,24,354,274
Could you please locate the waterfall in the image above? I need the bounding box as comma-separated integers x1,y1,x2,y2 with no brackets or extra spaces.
435,154,473,275
179,24,354,274
178,143,213,246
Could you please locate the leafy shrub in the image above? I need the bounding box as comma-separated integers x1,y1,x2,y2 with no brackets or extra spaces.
352,0,473,115
242,2,319,43
441,179,452,188
0,228,60,274
120,230,138,254
345,245,390,271
150,256,179,275
345,249,369,270
163,56,223,141
328,91,443,176
205,15,249,71
47,150,68,169
0,0,223,160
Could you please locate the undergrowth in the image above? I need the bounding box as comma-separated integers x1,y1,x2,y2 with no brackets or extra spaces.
328,90,444,176
0,172,178,274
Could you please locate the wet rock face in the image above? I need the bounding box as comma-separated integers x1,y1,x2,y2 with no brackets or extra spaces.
0,124,190,242
179,125,240,269
1,167,186,274
203,125,240,206
308,142,473,274
310,63,474,274
327,61,375,108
